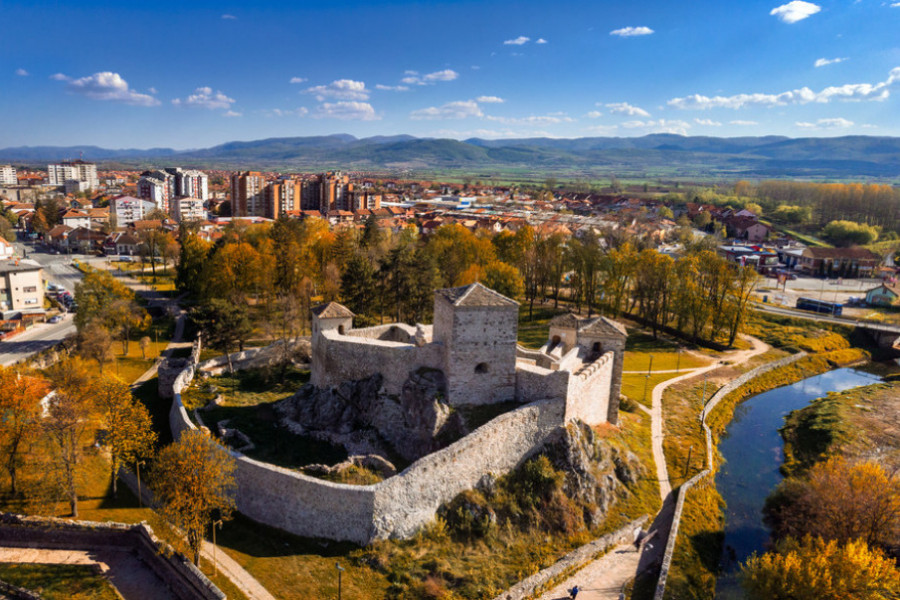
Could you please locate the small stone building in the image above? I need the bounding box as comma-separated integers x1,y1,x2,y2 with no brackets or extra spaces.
310,282,627,426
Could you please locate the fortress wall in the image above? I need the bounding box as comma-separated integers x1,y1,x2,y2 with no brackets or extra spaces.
372,400,565,539
233,456,378,544
312,331,444,395
515,362,571,403
564,351,614,426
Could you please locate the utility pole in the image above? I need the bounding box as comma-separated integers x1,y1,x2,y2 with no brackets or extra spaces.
212,519,223,576
335,563,344,600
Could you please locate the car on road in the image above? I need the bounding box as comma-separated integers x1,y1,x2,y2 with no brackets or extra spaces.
49,315,63,324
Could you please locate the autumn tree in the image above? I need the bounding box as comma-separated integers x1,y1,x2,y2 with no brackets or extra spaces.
151,431,237,566
139,336,151,359
191,299,252,375
176,223,212,297
44,359,98,517
764,457,900,550
78,322,115,373
95,376,156,497
74,268,141,332
0,368,46,494
741,535,900,600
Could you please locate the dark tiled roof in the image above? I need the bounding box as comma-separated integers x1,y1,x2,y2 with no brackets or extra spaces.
549,313,581,328
311,302,354,319
436,282,519,307
580,316,627,337
804,247,882,261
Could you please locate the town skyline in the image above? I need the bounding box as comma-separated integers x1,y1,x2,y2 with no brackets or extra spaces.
4,0,900,148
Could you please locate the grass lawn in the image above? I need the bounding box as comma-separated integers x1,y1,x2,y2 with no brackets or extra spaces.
517,304,567,349
0,563,120,600
623,351,709,372
621,372,685,407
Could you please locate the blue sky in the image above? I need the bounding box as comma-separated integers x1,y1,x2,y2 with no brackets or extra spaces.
3,0,900,149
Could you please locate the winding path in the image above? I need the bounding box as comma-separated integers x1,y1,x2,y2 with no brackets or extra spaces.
535,335,770,599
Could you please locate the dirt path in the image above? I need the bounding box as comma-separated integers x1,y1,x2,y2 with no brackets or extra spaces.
0,546,177,600
649,335,769,500
130,310,189,389
200,541,277,600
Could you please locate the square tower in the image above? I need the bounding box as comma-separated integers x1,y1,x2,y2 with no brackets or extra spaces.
433,283,519,406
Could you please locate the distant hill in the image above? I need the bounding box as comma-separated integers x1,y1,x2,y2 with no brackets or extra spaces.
2,134,899,179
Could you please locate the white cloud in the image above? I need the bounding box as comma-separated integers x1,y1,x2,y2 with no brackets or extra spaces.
504,36,530,45
585,124,620,135
586,110,604,118
401,69,459,85
815,57,847,68
606,102,651,117
610,26,654,37
315,101,379,120
668,66,900,109
770,1,821,23
265,107,309,117
430,129,523,139
536,38,548,44
15,68,28,76
410,100,483,120
795,117,854,129
892,2,900,6
148,87,158,94
694,118,723,126
485,114,575,125
221,14,237,19
730,120,759,125
304,79,369,101
172,86,235,109
375,84,410,91
59,72,160,106
476,95,505,103
622,119,692,134
289,77,307,84
223,110,242,117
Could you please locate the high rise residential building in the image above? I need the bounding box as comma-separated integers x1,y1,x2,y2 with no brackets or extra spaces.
230,171,267,217
47,160,99,190
111,196,157,227
172,198,207,223
0,165,16,186
172,169,208,201
265,177,302,218
137,172,171,212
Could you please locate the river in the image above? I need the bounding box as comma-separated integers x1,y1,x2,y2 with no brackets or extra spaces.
713,367,883,599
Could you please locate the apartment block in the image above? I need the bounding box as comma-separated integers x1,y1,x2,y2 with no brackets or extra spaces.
47,160,99,190
112,196,157,227
0,165,16,186
231,171,267,217
0,260,43,313
172,198,207,223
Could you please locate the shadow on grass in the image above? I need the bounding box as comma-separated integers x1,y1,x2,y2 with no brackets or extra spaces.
689,529,724,574
131,377,173,447
214,513,362,559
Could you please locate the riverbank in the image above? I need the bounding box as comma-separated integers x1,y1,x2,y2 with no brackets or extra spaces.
654,308,876,599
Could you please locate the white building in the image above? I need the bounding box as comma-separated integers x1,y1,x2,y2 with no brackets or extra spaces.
64,180,93,195
0,237,14,260
174,169,208,201
112,196,157,227
172,198,206,223
47,160,98,190
0,260,43,313
0,165,16,186
137,173,171,212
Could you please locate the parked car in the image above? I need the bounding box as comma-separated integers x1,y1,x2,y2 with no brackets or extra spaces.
49,315,63,324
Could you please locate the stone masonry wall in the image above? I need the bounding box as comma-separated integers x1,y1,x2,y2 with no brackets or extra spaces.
169,351,567,544
515,362,571,404
311,331,444,397
372,399,565,539
564,351,615,426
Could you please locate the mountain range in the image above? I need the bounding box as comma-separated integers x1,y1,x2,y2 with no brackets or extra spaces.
2,134,899,180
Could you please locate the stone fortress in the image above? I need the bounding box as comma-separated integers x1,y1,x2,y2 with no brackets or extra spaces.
311,282,626,426
166,282,628,544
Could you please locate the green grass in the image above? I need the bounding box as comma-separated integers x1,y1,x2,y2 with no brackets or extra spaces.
517,304,567,349
623,351,709,372
0,563,120,600
621,372,684,407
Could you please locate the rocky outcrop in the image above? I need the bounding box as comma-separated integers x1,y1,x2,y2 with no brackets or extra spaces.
276,367,465,463
543,421,645,528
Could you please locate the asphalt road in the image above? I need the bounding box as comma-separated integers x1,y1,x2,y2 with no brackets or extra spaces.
0,239,88,366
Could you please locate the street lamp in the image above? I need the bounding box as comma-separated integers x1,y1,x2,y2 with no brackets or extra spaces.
335,563,344,600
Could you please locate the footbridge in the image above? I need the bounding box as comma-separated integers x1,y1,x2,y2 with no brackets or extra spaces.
754,303,900,349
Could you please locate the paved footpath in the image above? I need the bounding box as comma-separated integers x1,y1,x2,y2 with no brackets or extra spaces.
0,546,177,600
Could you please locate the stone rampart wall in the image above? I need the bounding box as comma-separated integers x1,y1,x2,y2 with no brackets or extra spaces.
653,351,806,600
169,350,567,544
564,352,615,426
197,338,310,376
515,362,571,404
372,399,565,539
312,330,444,396
0,513,224,600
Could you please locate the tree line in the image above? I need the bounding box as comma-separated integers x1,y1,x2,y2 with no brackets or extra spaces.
178,215,757,351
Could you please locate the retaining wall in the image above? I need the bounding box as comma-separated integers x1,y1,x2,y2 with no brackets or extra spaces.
653,351,806,600
0,513,223,600
492,516,649,600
